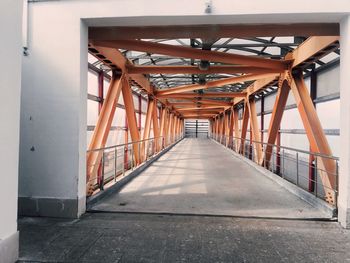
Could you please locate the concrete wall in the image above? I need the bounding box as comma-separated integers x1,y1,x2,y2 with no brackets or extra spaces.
339,15,350,228
19,3,87,218
19,0,350,227
0,1,22,262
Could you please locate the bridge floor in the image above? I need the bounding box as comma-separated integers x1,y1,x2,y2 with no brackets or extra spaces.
91,138,329,219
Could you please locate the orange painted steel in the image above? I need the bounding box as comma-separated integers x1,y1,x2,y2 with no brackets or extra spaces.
156,73,279,95
290,72,337,204
87,36,340,204
286,36,339,68
167,98,232,107
152,101,161,151
92,39,289,70
157,92,247,99
122,77,141,165
233,108,240,152
86,74,123,188
239,101,250,155
264,77,290,166
89,24,339,40
159,107,167,147
167,113,174,145
141,98,155,161
176,106,225,111
128,65,283,75
247,99,263,164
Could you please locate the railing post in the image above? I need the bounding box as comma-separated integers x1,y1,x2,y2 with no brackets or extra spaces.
123,147,125,177
100,151,105,191
272,147,275,172
296,152,299,186
282,149,285,179
114,148,117,182
315,157,318,197
131,144,134,171
138,141,141,165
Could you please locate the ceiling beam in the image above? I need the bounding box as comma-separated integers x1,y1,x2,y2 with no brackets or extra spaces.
181,113,219,117
91,39,290,70
89,23,339,40
156,73,278,95
192,99,232,106
158,92,247,99
128,65,283,75
285,36,339,68
167,98,232,106
233,36,340,105
183,117,212,119
176,106,226,111
233,76,278,105
89,44,153,94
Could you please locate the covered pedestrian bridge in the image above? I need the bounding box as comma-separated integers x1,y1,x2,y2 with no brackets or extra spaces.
4,1,350,262
83,34,339,220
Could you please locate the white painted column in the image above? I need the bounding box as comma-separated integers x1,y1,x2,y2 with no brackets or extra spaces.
339,15,350,228
0,1,22,262
19,4,87,218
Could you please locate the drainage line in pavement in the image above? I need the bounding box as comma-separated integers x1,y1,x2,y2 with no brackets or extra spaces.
86,210,337,222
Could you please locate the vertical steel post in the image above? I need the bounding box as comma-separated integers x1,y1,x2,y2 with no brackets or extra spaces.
114,148,117,182
315,157,318,197
138,140,141,165
272,147,275,172
138,95,142,131
100,151,105,191
309,65,317,192
276,128,281,175
260,95,264,144
122,147,125,177
131,144,134,171
282,148,285,178
296,152,299,186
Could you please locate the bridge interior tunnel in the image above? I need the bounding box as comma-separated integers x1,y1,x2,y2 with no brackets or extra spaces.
82,30,340,221
3,1,350,262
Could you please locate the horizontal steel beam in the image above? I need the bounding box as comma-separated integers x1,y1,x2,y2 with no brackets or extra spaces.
158,92,246,99
128,65,282,75
89,23,339,40
91,39,289,70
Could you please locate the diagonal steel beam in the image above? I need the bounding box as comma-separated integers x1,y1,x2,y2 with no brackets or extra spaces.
91,39,290,70
156,73,278,95
128,65,283,74
291,71,337,204
86,73,124,193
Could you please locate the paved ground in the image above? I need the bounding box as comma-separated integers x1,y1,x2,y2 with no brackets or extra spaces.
18,139,350,262
91,138,329,219
18,213,350,263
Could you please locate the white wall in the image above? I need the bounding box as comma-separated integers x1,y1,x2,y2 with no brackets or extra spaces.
19,3,87,216
339,15,350,228
0,0,22,261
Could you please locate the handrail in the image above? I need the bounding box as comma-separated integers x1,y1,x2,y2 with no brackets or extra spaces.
211,133,339,206
226,135,339,161
86,135,184,196
87,136,164,153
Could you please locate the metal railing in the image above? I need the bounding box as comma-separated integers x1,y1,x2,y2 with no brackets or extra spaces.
211,133,339,207
185,131,209,138
86,134,183,195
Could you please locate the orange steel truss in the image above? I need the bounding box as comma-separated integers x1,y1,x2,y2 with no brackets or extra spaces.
87,35,339,203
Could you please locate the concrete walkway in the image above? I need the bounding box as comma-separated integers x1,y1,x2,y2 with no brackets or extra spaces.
18,214,350,263
91,138,329,219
